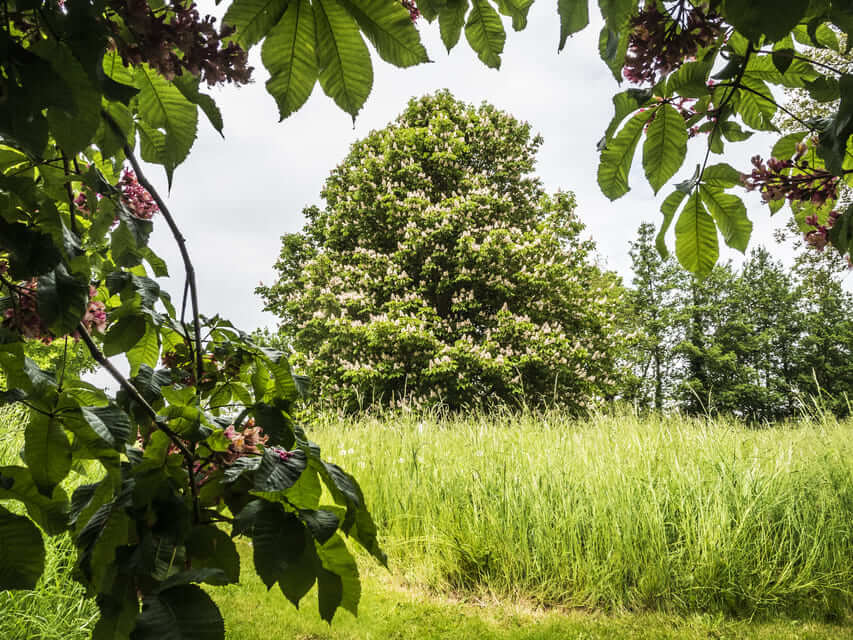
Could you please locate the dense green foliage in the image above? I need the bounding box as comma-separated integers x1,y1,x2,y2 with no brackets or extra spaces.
626,223,853,419
258,92,628,411
0,1,397,636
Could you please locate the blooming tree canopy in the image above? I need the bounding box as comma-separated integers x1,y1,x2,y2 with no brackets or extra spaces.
259,92,628,411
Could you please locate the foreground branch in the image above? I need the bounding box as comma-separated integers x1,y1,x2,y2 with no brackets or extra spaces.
102,112,205,383
76,322,201,520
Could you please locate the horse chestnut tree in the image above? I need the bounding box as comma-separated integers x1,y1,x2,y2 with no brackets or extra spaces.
258,92,629,412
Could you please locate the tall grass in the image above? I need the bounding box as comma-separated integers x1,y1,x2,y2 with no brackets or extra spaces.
0,405,98,640
310,407,853,618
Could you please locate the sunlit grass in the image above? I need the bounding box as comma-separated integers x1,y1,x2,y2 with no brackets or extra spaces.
4,404,853,638
209,543,853,640
0,406,98,640
307,407,853,619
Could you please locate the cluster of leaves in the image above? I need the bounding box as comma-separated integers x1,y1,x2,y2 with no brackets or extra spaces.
626,223,853,421
592,0,853,276
0,1,391,637
258,92,630,412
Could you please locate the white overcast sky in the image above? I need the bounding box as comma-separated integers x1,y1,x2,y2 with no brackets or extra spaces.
138,1,812,337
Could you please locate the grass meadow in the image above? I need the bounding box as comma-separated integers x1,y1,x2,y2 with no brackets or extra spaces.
3,405,853,637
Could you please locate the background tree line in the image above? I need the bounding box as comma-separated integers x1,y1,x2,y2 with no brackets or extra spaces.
259,93,853,422
625,222,853,421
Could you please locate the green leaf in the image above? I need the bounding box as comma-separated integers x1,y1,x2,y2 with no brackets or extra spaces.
134,65,199,185
494,0,532,31
0,506,45,591
771,48,794,75
314,0,374,119
721,0,808,42
0,466,69,535
642,104,688,194
737,78,777,131
91,576,138,640
804,76,841,103
186,526,240,585
698,185,752,252
172,74,224,137
772,131,808,160
720,120,754,142
300,509,340,544
132,584,224,640
223,0,291,47
818,74,853,175
597,0,632,28
318,461,385,564
558,0,589,51
36,265,90,336
127,322,160,377
32,39,101,156
316,533,360,621
602,88,653,143
251,501,317,602
597,109,653,201
252,402,296,448
80,404,133,449
254,449,307,491
666,59,713,98
262,0,319,121
340,0,430,67
675,192,719,277
0,220,62,280
701,163,742,189
597,24,629,82
464,0,506,69
104,315,148,358
438,0,468,52
656,189,686,259
24,413,71,492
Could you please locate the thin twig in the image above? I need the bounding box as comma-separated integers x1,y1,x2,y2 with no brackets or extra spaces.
101,111,205,383
76,322,201,522
698,45,753,185
61,152,78,235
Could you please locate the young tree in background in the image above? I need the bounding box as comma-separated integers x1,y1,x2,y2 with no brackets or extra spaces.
626,222,684,411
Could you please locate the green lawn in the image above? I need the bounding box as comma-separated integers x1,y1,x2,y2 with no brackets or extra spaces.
209,544,853,640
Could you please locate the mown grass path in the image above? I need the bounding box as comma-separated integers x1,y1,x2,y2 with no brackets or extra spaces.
209,545,853,639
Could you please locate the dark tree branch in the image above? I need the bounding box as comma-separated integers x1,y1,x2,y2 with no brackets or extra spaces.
101,111,205,384
76,322,201,522
699,45,753,185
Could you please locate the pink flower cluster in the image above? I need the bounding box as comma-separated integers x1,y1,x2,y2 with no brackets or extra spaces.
119,169,159,220
221,419,269,464
73,169,158,221
2,282,106,343
400,0,419,21
108,0,252,86
741,148,839,207
803,210,841,252
623,1,723,85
